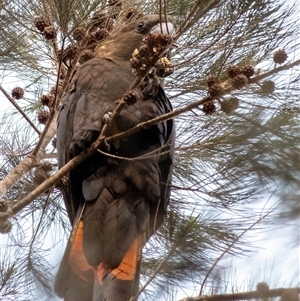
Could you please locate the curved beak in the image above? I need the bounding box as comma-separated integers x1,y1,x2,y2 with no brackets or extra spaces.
150,22,176,36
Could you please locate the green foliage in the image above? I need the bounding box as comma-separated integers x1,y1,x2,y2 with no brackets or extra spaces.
0,0,299,300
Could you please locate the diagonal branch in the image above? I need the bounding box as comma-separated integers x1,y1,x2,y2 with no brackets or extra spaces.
1,57,299,222
0,85,41,135
0,93,209,223
0,111,58,199
250,58,300,82
199,207,273,295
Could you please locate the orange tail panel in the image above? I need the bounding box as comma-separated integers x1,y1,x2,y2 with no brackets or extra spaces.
69,220,93,280
96,237,140,283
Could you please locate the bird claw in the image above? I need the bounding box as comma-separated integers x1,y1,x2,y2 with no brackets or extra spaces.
103,112,113,126
103,139,111,151
123,89,139,105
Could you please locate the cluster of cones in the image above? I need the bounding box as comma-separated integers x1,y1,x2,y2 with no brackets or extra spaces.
202,49,287,115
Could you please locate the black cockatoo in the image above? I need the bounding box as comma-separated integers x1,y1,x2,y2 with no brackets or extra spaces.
55,14,175,301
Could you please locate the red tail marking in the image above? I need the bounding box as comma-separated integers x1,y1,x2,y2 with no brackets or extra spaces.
96,262,105,285
96,238,140,283
68,221,93,280
111,237,140,281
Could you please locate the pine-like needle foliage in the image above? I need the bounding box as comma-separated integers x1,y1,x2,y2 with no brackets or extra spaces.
0,0,299,300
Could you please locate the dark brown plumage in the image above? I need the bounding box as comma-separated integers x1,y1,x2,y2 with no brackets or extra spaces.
55,14,175,301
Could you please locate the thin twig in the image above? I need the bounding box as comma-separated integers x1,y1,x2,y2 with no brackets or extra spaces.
175,0,221,39
137,214,201,300
96,144,171,161
99,77,143,139
172,17,239,71
199,208,272,295
136,242,178,299
0,85,41,135
28,192,51,256
249,58,300,83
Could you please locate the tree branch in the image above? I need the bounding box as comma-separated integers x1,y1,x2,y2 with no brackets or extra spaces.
0,111,58,198
0,92,207,222
250,58,300,83
1,56,299,220
178,287,300,301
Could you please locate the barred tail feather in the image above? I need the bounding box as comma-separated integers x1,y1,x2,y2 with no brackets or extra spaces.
94,238,142,301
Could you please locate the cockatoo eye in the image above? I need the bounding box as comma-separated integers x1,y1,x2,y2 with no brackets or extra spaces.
137,22,144,30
